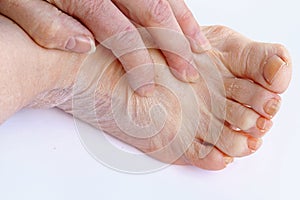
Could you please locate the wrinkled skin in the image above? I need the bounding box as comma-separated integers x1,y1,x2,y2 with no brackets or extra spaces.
0,15,292,170
0,0,210,96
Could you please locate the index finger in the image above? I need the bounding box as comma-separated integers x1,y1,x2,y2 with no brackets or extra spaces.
168,0,211,53
113,0,200,83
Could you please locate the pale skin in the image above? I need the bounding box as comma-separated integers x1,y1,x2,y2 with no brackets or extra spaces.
0,15,292,170
0,0,210,96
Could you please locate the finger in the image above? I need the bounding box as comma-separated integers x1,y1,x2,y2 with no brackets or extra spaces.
0,0,95,53
167,0,211,53
49,0,155,96
113,0,200,83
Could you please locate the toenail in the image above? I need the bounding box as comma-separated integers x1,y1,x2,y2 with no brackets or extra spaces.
264,99,281,118
263,55,286,85
224,157,234,165
248,137,262,152
256,117,273,132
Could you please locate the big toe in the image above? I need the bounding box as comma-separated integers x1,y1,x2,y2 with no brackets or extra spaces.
228,42,292,94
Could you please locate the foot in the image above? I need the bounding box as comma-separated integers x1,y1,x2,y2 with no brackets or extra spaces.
52,26,291,171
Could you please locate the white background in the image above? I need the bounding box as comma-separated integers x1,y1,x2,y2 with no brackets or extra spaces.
0,0,299,199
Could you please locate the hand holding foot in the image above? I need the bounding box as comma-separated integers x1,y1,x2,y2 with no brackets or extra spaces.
0,15,292,171
0,0,210,96
56,26,291,170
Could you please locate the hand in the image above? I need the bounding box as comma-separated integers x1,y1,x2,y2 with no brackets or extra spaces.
0,0,211,96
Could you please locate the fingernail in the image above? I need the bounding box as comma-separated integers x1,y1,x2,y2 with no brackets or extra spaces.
248,137,262,152
170,68,187,82
189,33,212,54
65,36,96,54
170,66,199,83
192,32,211,53
186,65,200,82
135,84,155,97
224,157,234,165
264,99,281,118
263,55,286,84
256,117,273,133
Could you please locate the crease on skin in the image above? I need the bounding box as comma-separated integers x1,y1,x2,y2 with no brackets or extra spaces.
29,41,229,161
74,49,201,162
193,51,253,155
72,49,225,160
29,24,263,160
27,87,73,108
28,26,263,160
0,7,293,168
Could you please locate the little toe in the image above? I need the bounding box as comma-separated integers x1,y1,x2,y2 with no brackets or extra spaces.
225,100,273,137
225,77,281,119
183,140,232,170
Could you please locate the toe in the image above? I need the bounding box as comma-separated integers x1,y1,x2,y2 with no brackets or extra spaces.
226,42,292,94
197,118,263,157
225,77,281,119
203,25,292,93
225,100,273,137
216,126,263,157
183,140,232,170
244,43,292,93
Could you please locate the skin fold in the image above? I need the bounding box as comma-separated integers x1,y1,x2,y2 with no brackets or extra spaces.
0,15,292,170
0,0,210,96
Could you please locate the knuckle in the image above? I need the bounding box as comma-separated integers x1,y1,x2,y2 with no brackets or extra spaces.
82,0,106,14
147,0,173,24
226,101,234,118
31,10,65,48
209,25,235,39
226,78,239,98
180,10,198,36
238,108,249,128
238,107,256,130
213,25,227,31
178,8,193,22
105,25,143,54
212,25,231,34
68,0,106,18
73,0,104,9
252,88,267,102
222,130,244,157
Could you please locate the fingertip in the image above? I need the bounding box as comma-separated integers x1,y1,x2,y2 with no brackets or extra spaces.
65,36,96,54
189,31,212,53
167,0,211,53
135,84,155,97
170,66,199,83
88,37,97,54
